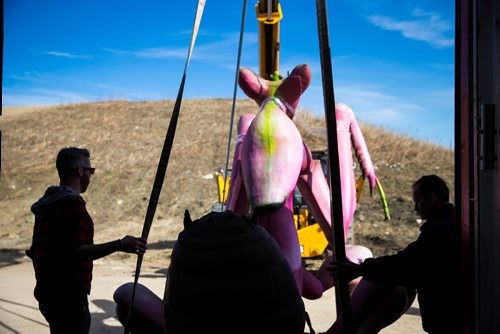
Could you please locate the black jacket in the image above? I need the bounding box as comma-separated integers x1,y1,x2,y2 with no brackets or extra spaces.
361,204,459,333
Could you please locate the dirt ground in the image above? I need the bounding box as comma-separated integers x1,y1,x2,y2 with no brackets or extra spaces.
0,249,425,334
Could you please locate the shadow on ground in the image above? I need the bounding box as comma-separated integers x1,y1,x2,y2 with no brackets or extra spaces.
92,299,124,333
0,297,49,333
406,306,421,316
0,249,27,269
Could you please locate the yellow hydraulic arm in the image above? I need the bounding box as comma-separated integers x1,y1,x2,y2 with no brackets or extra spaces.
256,0,283,80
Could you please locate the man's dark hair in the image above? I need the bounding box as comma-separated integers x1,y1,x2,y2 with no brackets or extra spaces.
56,147,90,180
413,175,449,202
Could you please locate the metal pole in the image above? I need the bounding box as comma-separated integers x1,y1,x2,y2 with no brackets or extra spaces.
315,0,353,332
123,1,206,332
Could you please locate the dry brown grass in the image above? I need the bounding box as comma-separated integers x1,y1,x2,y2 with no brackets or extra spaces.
0,99,453,261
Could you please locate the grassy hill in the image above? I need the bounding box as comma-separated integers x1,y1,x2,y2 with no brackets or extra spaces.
0,99,454,262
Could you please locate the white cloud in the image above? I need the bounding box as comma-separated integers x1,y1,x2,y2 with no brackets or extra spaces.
296,79,454,145
300,83,424,125
337,85,424,121
2,93,63,106
102,32,258,62
103,47,187,59
9,71,46,83
3,88,95,106
368,9,454,48
43,51,92,59
95,84,164,101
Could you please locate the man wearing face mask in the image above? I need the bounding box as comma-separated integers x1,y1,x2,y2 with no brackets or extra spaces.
27,147,147,334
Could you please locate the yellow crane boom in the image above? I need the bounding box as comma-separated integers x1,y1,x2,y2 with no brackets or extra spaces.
256,0,283,80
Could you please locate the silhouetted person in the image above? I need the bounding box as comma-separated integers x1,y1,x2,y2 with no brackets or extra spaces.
27,147,147,334
328,175,459,334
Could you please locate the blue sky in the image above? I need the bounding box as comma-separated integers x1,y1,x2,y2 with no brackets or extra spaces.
4,0,455,147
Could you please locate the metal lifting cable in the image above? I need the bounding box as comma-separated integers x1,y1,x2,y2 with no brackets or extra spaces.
123,1,206,333
221,0,248,210
315,0,354,333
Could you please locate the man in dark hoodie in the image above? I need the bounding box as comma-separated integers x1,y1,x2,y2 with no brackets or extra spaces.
326,175,459,334
27,147,147,334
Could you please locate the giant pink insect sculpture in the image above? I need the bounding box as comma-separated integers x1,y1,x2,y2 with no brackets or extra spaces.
226,63,379,299
113,63,387,333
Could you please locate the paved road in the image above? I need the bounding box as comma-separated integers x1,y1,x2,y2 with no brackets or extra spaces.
0,254,424,333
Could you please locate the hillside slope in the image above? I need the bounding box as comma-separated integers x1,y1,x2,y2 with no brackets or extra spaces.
0,99,453,261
